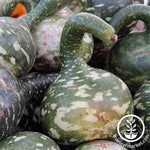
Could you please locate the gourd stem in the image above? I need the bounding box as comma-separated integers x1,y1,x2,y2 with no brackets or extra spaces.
60,12,117,69
18,0,69,30
21,73,58,103
110,4,150,33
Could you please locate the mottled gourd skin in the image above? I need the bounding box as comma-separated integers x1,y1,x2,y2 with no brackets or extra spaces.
0,132,60,150
19,72,58,131
33,7,93,72
0,67,58,140
86,0,144,22
134,80,150,131
0,0,69,76
75,140,127,150
0,17,35,76
41,13,133,145
110,4,150,94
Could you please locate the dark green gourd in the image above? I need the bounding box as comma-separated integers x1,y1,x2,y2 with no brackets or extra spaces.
41,12,133,145
110,4,150,94
0,131,60,150
0,67,58,140
87,0,144,22
0,0,68,76
134,80,150,130
75,140,127,150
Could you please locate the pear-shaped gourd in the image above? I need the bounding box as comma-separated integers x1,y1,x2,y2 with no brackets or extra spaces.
0,131,60,150
0,67,58,140
0,0,68,76
110,4,150,94
75,140,127,150
41,12,133,145
32,6,93,72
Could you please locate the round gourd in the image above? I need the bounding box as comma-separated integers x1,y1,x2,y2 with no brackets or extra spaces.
110,4,150,94
75,140,127,150
0,0,69,76
0,67,57,140
0,131,60,150
32,6,93,72
41,12,133,145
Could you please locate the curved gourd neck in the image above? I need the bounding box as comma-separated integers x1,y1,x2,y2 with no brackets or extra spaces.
60,12,117,70
110,4,150,33
18,0,69,30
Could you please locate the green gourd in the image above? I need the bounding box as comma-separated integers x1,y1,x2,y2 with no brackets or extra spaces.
0,131,60,150
134,80,150,129
0,67,58,140
87,0,144,22
75,140,127,150
41,12,133,145
32,6,93,73
0,0,69,76
110,4,150,94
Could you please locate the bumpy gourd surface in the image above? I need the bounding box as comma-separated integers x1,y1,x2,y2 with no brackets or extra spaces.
41,12,133,144
75,140,127,150
0,132,60,150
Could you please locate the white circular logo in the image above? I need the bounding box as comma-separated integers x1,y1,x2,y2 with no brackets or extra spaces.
117,114,145,143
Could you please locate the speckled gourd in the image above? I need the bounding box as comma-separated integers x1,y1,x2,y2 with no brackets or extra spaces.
41,12,133,145
0,67,58,140
32,6,93,72
0,0,69,76
75,140,127,150
0,0,36,16
86,0,144,22
110,4,150,94
18,72,59,131
134,80,150,130
0,131,60,150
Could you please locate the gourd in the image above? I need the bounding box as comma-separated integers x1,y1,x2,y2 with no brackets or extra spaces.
18,72,58,131
75,140,127,150
41,12,133,145
86,0,144,22
110,4,150,94
0,131,60,150
32,6,93,72
134,80,150,129
0,67,58,140
0,0,69,76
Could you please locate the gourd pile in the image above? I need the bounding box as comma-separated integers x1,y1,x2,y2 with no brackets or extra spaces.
0,0,149,150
